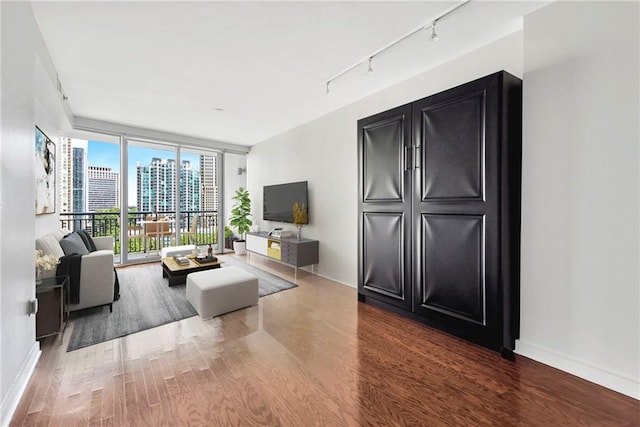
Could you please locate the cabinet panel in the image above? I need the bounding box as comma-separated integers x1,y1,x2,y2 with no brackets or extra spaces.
412,72,504,351
417,214,484,324
294,241,319,267
362,116,405,202
362,212,408,307
419,92,485,201
246,234,267,256
358,104,412,311
36,287,62,338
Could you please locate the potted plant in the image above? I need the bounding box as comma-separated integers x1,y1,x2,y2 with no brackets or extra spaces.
229,187,252,255
293,202,308,240
224,226,235,249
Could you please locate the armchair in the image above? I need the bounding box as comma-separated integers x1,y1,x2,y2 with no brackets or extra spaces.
36,230,115,312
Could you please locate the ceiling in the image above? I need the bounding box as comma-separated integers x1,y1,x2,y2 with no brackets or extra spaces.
32,1,547,147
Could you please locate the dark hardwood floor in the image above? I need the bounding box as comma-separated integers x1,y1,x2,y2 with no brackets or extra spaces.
11,254,639,426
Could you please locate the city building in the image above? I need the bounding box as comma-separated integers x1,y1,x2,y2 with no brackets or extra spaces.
180,159,200,212
136,157,202,215
137,157,176,214
87,165,120,211
199,154,218,212
58,138,88,213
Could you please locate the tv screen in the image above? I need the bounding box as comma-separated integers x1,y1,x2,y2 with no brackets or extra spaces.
263,181,308,223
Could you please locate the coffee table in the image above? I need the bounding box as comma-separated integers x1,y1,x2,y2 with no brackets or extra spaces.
161,256,222,286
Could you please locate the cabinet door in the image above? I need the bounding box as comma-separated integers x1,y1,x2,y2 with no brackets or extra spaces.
412,73,502,349
358,104,413,310
246,233,268,256
36,287,62,338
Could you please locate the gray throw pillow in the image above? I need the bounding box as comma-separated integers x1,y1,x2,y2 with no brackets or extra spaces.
60,232,90,256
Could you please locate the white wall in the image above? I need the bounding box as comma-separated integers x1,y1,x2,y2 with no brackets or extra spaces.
518,1,639,399
223,152,247,237
1,3,71,425
248,32,523,286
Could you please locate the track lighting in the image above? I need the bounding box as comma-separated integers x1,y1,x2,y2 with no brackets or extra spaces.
324,0,470,93
429,21,439,42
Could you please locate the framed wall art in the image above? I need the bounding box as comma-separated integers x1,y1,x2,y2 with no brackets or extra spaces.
35,126,56,215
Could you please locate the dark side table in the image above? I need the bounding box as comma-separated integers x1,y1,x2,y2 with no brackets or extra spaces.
36,275,69,340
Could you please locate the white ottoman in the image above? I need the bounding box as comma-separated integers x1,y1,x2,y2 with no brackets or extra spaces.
186,266,259,319
160,245,196,258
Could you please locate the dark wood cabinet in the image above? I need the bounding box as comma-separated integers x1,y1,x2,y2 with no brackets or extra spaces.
36,276,69,340
358,71,522,355
357,104,413,311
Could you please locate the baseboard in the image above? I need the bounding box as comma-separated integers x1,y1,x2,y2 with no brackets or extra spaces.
516,339,639,400
313,271,356,289
0,342,41,427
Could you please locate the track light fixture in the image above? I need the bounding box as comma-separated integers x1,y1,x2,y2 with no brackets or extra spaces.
429,21,439,42
324,0,470,93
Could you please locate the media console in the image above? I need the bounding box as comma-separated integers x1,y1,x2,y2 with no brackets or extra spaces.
245,232,319,278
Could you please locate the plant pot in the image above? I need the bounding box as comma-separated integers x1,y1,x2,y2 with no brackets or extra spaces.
233,240,247,255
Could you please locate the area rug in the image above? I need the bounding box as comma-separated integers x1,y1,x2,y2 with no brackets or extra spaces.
67,258,297,351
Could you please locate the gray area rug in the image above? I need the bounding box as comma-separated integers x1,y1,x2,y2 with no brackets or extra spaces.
67,258,297,352
221,256,298,295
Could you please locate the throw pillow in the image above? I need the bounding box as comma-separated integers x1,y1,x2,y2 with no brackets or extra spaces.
59,232,90,256
76,229,97,252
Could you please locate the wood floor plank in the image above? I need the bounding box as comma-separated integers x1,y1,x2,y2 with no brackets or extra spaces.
123,372,140,426
88,388,102,426
11,254,639,426
111,373,126,424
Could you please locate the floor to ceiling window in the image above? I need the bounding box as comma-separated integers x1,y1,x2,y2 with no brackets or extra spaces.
58,136,123,261
58,133,234,265
178,147,220,251
123,140,177,263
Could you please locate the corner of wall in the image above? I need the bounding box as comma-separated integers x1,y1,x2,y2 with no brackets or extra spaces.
516,340,639,400
520,0,639,399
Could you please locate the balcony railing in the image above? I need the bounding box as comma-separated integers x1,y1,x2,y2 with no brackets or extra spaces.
59,210,220,258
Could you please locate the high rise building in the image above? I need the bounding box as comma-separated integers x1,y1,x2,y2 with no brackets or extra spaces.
180,160,200,212
137,157,176,214
58,137,73,213
72,144,88,213
88,166,120,211
59,138,88,213
137,157,201,214
200,154,218,212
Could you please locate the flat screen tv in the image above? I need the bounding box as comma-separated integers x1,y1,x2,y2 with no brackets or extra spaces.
263,181,308,223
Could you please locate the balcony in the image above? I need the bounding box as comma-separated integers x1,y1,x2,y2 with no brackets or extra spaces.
59,210,227,263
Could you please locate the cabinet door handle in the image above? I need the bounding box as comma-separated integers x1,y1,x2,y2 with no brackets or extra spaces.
404,146,411,171
414,146,421,169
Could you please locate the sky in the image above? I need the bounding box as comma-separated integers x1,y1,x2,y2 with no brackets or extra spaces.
87,140,201,206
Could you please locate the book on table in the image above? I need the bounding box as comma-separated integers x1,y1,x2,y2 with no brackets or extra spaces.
173,255,189,265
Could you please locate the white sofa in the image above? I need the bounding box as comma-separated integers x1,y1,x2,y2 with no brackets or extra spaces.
36,229,115,312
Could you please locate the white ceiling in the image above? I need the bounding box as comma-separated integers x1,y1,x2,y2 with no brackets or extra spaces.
32,1,547,147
